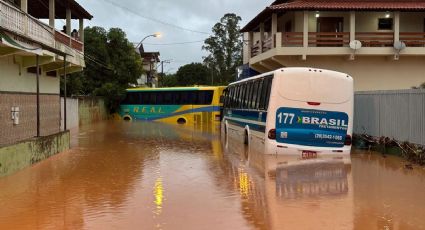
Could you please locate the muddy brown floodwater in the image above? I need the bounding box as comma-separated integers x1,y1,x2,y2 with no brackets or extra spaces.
1,121,425,230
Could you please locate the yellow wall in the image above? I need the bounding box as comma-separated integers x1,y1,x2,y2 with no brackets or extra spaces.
0,56,59,94
278,56,425,91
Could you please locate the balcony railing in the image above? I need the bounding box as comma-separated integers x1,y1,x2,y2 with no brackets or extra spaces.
400,32,425,47
309,32,350,47
0,0,83,53
251,31,425,57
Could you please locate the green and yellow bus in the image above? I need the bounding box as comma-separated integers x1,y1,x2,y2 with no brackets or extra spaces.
119,86,226,125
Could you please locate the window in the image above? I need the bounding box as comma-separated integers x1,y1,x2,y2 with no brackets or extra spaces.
193,90,214,105
164,92,173,104
122,92,140,105
250,81,259,109
256,79,264,109
378,18,393,30
263,76,273,109
246,81,253,109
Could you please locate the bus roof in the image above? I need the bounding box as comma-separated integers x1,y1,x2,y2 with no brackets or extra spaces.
228,67,351,86
127,86,226,92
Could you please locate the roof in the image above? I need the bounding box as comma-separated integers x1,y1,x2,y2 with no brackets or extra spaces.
28,0,93,20
141,52,160,63
127,86,226,92
270,0,425,11
241,0,425,32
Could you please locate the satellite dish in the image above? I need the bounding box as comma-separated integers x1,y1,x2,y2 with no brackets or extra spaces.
394,41,406,50
349,40,362,50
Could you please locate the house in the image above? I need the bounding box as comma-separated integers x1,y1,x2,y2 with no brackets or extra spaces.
241,0,425,91
0,0,92,176
136,44,160,87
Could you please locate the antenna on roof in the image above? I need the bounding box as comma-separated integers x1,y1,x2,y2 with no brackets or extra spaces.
393,41,406,60
349,40,362,60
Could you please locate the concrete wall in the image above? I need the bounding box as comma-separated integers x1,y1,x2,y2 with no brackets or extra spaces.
0,92,60,146
78,97,108,126
278,56,425,91
0,131,70,177
61,97,79,130
0,56,59,94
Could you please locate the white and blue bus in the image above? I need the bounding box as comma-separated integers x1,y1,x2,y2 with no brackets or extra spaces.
222,67,353,158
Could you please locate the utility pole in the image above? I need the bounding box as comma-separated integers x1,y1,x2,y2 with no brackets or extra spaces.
160,60,171,87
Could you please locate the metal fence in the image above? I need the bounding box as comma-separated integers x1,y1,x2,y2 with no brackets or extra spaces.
354,89,425,146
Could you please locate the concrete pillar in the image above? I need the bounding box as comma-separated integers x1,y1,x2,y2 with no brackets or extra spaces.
272,13,278,48
20,0,27,13
66,7,71,35
259,22,265,53
350,11,355,42
49,0,55,28
248,31,254,59
272,13,278,35
79,19,84,42
303,11,309,48
394,11,400,42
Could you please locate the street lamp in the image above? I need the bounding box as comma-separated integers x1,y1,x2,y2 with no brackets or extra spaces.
136,32,161,53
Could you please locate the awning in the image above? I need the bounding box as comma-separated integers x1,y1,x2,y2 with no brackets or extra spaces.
0,30,43,55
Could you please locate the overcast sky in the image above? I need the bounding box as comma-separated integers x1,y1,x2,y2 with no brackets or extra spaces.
74,0,274,74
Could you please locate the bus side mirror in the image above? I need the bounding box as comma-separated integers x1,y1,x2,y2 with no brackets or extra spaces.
220,96,224,103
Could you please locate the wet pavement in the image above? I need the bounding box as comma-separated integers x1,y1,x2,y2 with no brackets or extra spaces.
0,121,425,230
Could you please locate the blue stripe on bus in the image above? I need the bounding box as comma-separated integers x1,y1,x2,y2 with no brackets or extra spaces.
224,109,268,123
225,118,266,133
133,106,220,121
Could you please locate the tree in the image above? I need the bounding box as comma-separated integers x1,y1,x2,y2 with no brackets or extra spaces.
160,73,178,87
203,13,243,85
175,63,210,86
64,26,143,113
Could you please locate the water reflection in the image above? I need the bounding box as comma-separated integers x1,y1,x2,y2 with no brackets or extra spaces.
0,121,424,230
274,159,349,199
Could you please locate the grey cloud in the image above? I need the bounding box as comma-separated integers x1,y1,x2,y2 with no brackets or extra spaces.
78,0,274,73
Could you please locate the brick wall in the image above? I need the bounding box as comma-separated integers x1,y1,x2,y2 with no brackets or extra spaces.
0,92,60,146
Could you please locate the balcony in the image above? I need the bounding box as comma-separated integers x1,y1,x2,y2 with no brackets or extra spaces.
251,31,425,61
243,10,425,69
0,0,84,55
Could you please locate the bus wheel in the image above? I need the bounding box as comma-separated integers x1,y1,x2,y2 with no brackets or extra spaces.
123,116,132,121
177,118,186,125
244,130,249,145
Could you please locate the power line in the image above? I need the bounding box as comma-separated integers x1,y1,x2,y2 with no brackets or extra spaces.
143,40,205,46
101,0,211,35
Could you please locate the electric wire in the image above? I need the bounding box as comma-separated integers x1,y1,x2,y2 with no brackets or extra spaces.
100,0,211,35
142,40,205,46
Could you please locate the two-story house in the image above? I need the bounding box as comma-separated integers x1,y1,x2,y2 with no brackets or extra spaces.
136,44,160,87
241,0,425,91
0,0,92,176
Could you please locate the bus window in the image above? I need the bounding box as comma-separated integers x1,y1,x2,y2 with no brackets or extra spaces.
164,92,173,104
148,92,156,104
239,84,246,109
180,91,189,104
250,81,259,109
254,79,262,109
122,92,139,105
141,92,149,104
264,76,273,109
204,91,213,104
157,93,164,104
244,82,252,108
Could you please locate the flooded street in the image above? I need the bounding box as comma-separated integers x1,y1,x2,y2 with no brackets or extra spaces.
0,121,425,230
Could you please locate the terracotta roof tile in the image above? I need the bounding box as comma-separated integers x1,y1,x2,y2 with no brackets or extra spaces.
241,0,425,32
269,0,425,11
